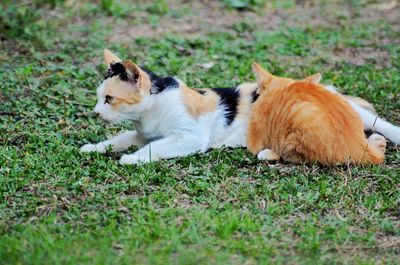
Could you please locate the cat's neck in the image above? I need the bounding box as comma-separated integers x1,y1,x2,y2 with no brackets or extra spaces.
132,89,183,137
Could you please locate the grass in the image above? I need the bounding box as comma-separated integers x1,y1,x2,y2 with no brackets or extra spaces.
1,0,399,264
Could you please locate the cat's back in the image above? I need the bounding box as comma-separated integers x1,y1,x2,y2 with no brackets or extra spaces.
286,82,362,126
254,81,343,126
285,81,345,105
253,81,365,148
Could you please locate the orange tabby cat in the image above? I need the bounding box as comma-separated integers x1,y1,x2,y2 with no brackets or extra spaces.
247,62,386,165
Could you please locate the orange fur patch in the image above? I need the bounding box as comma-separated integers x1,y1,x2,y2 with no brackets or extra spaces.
102,61,153,109
104,77,142,106
181,84,219,117
248,64,385,165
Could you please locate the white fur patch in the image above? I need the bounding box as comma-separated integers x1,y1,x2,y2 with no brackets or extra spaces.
326,85,400,144
257,149,280,161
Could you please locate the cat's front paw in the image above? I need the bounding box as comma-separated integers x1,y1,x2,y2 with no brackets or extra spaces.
80,143,106,153
119,153,156,165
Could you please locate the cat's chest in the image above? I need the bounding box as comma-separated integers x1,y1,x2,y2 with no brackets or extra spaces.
132,118,170,141
133,120,166,140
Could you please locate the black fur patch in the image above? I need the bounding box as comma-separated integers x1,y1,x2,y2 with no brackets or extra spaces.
212,87,240,126
104,64,178,93
141,67,178,94
364,129,374,138
251,90,260,103
104,62,128,81
141,67,160,81
153,77,179,94
196,89,206,95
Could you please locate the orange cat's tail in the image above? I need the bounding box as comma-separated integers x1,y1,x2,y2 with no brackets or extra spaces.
362,134,386,164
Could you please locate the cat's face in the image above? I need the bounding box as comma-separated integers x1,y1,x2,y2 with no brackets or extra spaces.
93,49,152,123
252,62,321,93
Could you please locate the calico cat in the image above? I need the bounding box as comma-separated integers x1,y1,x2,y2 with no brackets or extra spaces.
80,49,399,164
80,49,256,164
247,62,387,165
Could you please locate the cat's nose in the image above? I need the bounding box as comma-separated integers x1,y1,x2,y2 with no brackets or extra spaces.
94,105,101,115
94,111,100,117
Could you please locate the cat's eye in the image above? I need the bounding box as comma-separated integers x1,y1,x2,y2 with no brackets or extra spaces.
105,95,113,104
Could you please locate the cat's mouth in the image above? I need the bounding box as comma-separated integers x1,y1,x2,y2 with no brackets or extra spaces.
102,117,122,126
95,114,116,125
96,112,140,125
101,115,130,126
102,119,115,126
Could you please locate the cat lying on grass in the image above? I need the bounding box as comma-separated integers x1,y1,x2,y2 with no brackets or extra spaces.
248,62,386,165
81,49,255,164
80,49,400,164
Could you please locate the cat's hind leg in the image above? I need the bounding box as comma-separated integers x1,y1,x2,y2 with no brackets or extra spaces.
257,149,280,161
349,102,400,145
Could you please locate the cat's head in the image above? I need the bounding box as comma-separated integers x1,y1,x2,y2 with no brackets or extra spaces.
93,49,177,123
92,49,152,123
252,62,321,94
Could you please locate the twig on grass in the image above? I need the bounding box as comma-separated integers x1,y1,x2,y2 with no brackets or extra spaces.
0,111,18,116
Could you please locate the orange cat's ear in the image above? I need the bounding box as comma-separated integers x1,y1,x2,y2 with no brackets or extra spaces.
252,62,273,85
104,49,122,65
303,73,322,84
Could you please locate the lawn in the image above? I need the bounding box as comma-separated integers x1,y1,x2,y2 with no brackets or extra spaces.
0,0,399,264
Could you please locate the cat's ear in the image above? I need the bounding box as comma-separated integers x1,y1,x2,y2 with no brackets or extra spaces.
123,60,142,80
303,73,321,84
252,62,273,84
104,49,122,65
123,60,151,91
